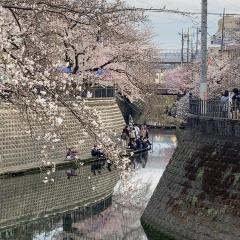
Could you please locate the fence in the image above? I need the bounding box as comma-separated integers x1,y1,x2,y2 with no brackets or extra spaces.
189,97,240,119
91,86,115,98
0,86,116,102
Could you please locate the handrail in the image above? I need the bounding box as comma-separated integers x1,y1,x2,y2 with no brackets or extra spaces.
0,86,116,102
189,96,240,119
91,86,116,98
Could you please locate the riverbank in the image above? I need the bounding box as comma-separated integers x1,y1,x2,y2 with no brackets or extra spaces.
0,130,177,239
142,117,240,240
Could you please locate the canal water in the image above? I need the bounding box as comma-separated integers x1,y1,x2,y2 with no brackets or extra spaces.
0,130,176,240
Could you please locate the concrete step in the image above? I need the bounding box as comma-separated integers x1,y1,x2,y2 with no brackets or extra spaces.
98,112,122,117
104,122,125,129
101,120,125,128
91,106,120,111
99,114,124,121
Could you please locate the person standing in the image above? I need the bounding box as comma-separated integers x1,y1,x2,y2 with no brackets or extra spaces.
232,88,240,119
220,90,229,118
144,125,149,139
122,126,129,137
134,125,140,139
121,127,129,148
129,127,136,142
140,125,145,138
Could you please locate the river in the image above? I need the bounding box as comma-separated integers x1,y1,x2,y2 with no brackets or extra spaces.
0,130,177,240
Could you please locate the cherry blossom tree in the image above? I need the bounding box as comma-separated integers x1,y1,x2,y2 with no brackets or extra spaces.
164,64,198,94
207,52,240,95
0,0,156,178
163,48,240,119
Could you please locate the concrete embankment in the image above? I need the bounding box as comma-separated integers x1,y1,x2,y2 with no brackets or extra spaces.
142,116,240,240
0,161,119,228
0,98,124,228
0,98,124,173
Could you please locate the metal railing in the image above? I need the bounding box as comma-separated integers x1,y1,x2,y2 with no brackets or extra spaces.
189,97,240,119
0,85,116,101
91,86,115,98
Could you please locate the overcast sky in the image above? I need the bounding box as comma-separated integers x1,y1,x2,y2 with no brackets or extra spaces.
126,0,240,49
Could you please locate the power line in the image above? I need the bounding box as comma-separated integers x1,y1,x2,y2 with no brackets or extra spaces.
123,7,240,16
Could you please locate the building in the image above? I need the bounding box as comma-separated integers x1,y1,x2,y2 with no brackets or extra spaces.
211,16,240,46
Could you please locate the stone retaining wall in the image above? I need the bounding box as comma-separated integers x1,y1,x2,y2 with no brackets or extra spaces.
0,194,113,239
0,98,124,228
0,163,118,228
142,116,240,240
0,98,125,173
87,98,125,133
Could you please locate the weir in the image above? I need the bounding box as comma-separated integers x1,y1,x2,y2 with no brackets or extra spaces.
142,107,240,239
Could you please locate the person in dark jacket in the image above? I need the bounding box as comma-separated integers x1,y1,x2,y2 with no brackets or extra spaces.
122,125,129,137
128,139,136,150
142,137,151,149
136,136,143,150
65,148,78,161
91,145,104,158
232,88,240,118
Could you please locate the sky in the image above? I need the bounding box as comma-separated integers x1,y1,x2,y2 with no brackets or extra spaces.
126,0,240,49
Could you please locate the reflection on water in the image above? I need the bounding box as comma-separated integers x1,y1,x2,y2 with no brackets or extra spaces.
0,196,113,240
100,129,177,240
0,130,177,240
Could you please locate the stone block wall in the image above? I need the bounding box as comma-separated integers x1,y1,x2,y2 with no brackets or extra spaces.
86,99,125,134
0,163,119,227
142,116,240,240
0,98,125,173
0,195,113,240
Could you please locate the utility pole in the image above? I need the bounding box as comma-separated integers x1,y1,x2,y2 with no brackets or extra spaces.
200,0,208,100
196,27,199,57
181,29,184,65
187,28,190,63
191,31,194,61
221,8,225,51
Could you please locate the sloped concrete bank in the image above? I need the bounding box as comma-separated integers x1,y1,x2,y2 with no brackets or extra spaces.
0,162,118,228
0,98,125,173
141,116,240,240
0,98,124,228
